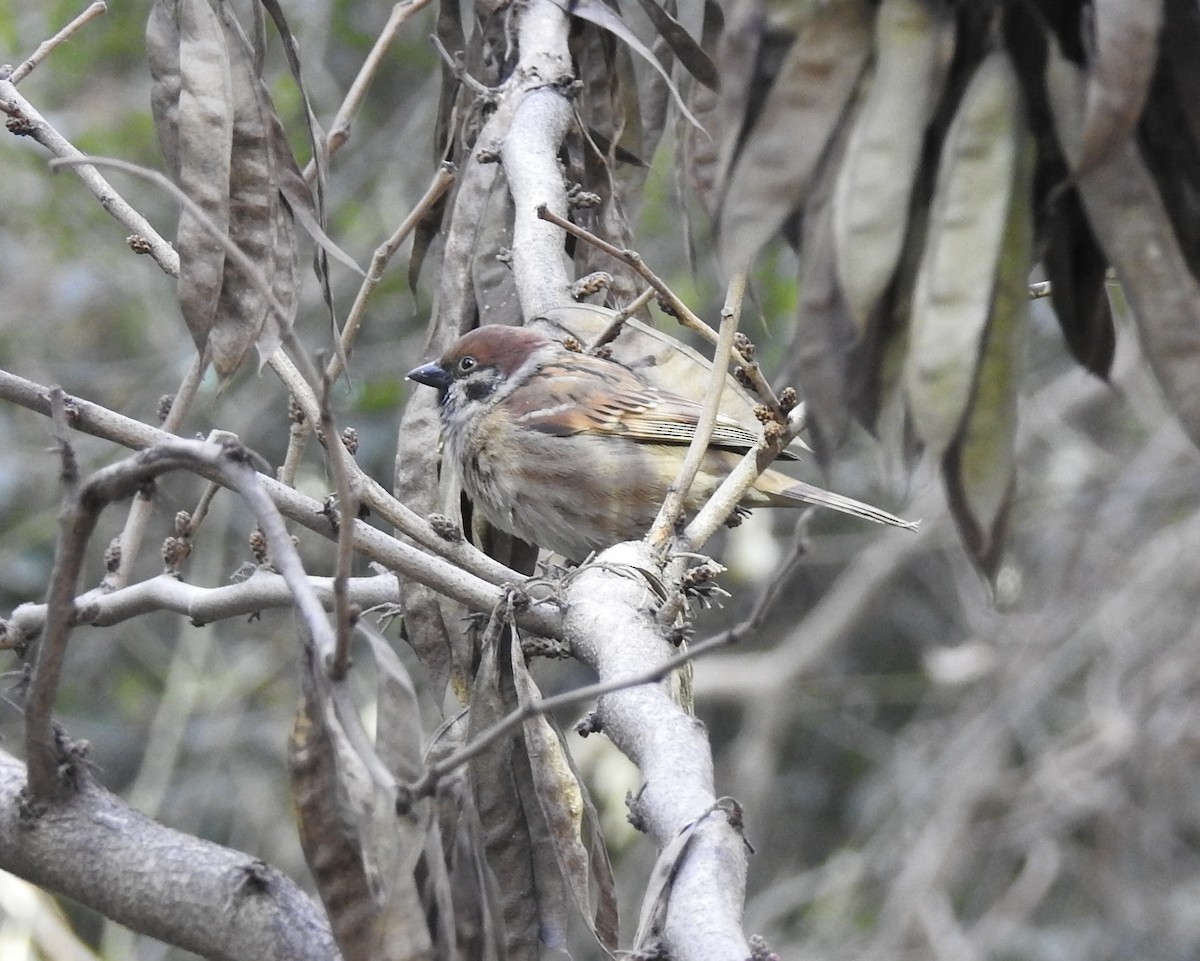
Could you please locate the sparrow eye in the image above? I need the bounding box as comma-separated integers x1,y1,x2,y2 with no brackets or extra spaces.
457,355,477,374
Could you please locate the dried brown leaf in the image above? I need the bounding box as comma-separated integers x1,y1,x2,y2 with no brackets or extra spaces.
146,0,182,180
471,171,522,327
467,637,543,959
289,670,381,961
511,640,618,953
717,0,873,272
173,0,233,357
361,623,424,784
210,4,298,376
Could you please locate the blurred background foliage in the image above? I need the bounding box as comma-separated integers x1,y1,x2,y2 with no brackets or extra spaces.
2,1,1200,960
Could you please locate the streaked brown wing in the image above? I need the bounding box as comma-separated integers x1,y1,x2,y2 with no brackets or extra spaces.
509,349,785,455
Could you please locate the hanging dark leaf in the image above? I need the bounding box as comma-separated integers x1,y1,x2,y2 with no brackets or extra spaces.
1042,189,1116,379
150,0,233,359
510,638,619,952
626,0,719,90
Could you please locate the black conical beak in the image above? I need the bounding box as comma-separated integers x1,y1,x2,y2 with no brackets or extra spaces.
406,361,452,391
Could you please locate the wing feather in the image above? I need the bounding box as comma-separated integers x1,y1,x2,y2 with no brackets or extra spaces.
507,352,794,455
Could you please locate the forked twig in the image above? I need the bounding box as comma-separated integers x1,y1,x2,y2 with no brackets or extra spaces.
302,0,439,178
6,2,108,86
25,438,335,800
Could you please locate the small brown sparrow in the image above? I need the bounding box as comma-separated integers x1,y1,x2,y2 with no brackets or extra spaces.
408,325,915,561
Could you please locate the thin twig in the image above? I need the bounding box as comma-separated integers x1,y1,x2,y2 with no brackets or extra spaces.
536,204,783,414
587,286,656,352
321,372,358,681
187,481,221,535
330,164,455,383
3,572,401,651
278,164,456,483
26,439,339,799
0,83,179,277
647,271,747,550
108,352,208,590
24,391,87,797
430,33,497,99
682,405,808,551
0,367,555,627
6,2,108,86
302,0,438,179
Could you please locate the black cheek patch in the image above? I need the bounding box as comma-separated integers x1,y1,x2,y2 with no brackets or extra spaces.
463,377,496,402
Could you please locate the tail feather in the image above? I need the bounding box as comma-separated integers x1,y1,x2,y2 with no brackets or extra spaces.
759,473,919,531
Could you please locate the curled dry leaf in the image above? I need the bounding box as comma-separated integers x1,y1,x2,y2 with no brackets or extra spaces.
833,0,955,328
214,4,299,373
1077,0,1164,172
717,0,873,272
904,50,1022,458
147,0,321,378
289,663,434,961
472,170,522,327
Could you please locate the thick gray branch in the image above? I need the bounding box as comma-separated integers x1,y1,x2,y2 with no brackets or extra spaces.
0,749,339,961
502,0,574,317
563,542,750,960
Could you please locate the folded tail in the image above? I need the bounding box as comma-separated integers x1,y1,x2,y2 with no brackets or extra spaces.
755,470,919,531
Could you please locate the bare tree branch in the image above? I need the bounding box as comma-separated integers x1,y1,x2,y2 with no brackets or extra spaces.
0,368,561,635
5,2,109,86
0,749,340,961
3,571,401,649
564,541,751,960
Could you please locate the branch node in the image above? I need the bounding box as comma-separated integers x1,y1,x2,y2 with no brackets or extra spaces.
428,512,465,542
575,711,603,737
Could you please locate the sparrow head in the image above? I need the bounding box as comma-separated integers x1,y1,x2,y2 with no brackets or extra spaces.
407,325,553,408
